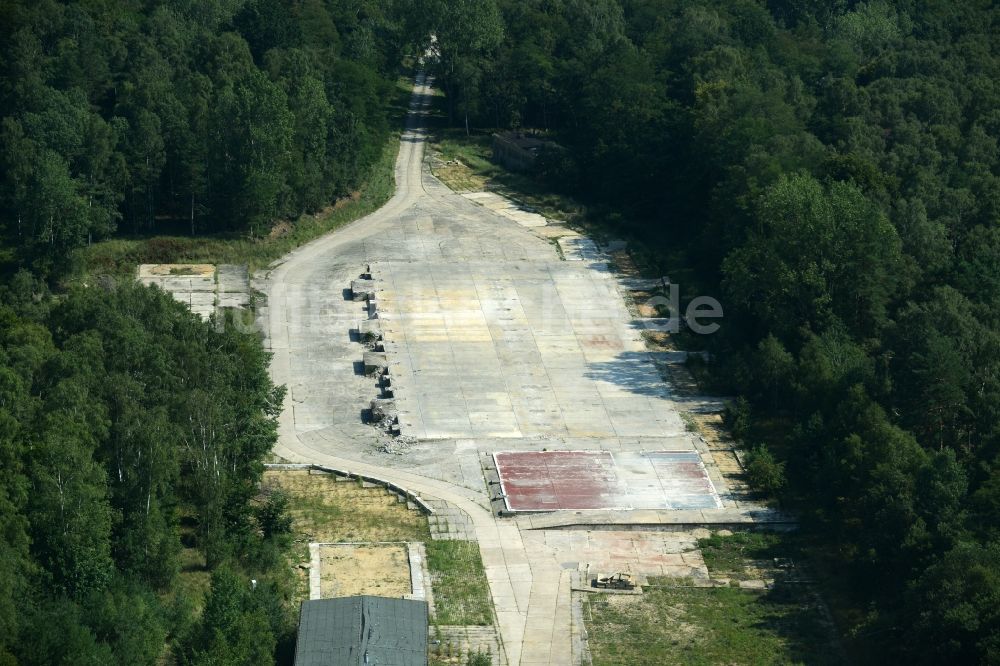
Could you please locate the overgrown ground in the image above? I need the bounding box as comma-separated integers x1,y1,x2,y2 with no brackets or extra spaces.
426,541,493,626
429,128,584,224
262,470,430,603
319,544,412,598
262,470,493,629
264,470,430,543
430,644,493,666
585,584,837,666
169,540,212,617
584,532,840,665
697,531,788,580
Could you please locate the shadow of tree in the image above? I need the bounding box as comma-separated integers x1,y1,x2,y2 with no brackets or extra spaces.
752,585,845,665
583,350,672,397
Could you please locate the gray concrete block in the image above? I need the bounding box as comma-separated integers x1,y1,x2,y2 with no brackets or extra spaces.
359,319,382,339
363,351,388,373
370,398,398,420
351,279,377,300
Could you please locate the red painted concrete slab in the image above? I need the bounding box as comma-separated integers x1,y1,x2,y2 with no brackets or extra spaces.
494,451,624,511
494,450,721,512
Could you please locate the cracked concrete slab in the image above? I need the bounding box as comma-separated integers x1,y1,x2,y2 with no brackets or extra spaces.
372,260,687,440
259,70,771,666
494,450,721,512
138,263,250,320
460,191,549,229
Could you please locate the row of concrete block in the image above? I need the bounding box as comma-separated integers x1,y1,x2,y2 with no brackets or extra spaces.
351,265,380,320
352,267,403,436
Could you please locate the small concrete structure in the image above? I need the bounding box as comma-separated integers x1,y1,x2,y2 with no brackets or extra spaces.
350,279,377,300
649,350,711,365
557,236,603,261
358,319,382,340
138,263,250,320
370,398,398,421
362,351,388,374
618,277,667,291
405,542,429,603
492,131,554,171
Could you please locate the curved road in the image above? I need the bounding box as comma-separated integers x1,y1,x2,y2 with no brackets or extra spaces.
262,72,570,665
260,71,708,665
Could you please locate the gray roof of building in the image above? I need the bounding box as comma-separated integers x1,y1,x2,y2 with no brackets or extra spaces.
294,596,428,666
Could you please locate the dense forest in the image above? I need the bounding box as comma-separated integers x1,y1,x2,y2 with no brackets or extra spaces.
0,1,415,663
431,0,1000,662
0,274,290,663
3,0,1000,663
0,0,410,275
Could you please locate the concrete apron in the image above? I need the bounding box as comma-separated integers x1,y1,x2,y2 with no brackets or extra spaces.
260,70,759,665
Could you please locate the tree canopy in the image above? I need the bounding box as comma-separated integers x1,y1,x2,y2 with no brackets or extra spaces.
0,0,415,274
433,0,1000,660
0,274,290,663
0,1,421,662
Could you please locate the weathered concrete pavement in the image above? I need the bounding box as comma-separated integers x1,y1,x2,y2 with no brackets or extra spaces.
260,72,735,665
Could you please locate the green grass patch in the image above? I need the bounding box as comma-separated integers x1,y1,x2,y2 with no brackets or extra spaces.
429,646,492,666
698,531,786,578
161,546,212,621
434,132,495,173
585,581,838,666
429,127,584,223
426,540,493,626
269,471,494,626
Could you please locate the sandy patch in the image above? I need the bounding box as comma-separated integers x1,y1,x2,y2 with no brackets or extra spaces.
319,544,412,598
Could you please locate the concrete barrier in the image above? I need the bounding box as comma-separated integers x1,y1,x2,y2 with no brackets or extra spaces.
363,351,388,373
359,319,382,340
351,279,377,300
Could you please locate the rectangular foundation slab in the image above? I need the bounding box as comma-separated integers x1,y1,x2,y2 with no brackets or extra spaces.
494,450,721,512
